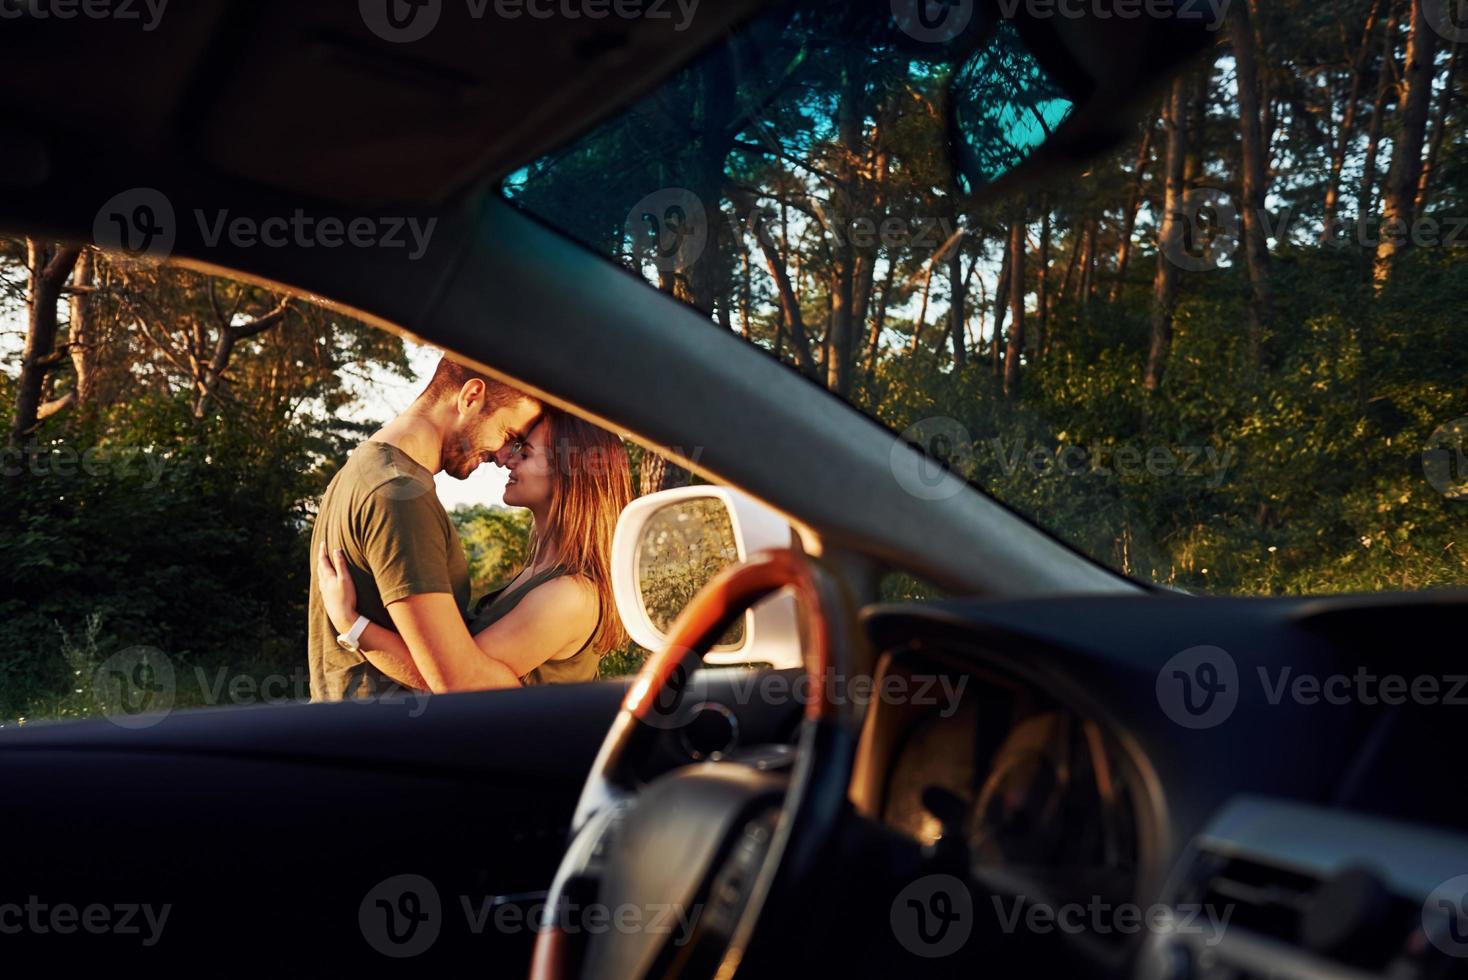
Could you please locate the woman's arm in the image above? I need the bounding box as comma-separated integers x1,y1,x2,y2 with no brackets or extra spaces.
317,546,430,690
468,576,600,677
317,546,518,692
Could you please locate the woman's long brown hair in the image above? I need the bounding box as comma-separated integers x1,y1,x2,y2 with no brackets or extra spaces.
526,409,633,655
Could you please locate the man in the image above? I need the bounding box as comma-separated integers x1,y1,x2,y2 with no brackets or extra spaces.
308,355,542,701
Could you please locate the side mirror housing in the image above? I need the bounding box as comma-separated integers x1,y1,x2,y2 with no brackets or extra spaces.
611,486,802,669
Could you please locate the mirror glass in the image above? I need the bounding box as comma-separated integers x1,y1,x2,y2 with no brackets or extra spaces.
949,20,1077,192
635,498,745,648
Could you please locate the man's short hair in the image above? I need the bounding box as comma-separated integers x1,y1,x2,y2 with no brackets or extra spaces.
422,355,524,410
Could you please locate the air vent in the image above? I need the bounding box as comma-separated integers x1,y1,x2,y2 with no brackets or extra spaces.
1183,853,1427,973
1182,854,1318,944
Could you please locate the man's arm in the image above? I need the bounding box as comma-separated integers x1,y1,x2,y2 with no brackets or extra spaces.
384,592,522,693
350,632,429,691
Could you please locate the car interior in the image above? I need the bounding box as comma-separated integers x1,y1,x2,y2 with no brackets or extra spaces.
0,0,1464,976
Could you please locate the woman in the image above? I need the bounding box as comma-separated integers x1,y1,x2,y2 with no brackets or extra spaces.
316,408,633,687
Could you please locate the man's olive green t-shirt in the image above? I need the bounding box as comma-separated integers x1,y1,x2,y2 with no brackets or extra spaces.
308,442,469,701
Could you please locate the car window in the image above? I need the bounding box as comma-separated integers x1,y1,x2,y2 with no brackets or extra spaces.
503,0,1468,596
0,247,754,725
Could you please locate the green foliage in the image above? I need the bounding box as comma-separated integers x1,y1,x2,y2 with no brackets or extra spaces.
448,502,654,678
858,248,1468,594
0,392,345,720
508,0,1468,598
635,498,743,645
0,248,412,723
598,645,649,679
450,504,533,600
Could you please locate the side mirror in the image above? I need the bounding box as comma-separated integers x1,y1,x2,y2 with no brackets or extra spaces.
611,486,802,670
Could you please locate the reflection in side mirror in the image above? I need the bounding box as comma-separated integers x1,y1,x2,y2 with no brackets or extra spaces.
942,4,1215,198
636,498,744,649
611,486,802,670
949,20,1076,193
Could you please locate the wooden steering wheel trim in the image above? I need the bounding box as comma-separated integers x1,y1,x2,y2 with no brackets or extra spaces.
531,549,856,980
629,548,833,723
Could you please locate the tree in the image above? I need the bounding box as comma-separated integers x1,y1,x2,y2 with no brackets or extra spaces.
1230,0,1276,364
1002,208,1027,398
1323,0,1386,237
8,240,82,451
1110,122,1155,302
1145,76,1190,393
1373,0,1439,284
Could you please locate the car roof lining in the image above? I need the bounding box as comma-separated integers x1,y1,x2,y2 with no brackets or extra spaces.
0,0,771,207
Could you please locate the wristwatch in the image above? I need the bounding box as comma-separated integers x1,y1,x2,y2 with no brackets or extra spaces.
336,615,371,653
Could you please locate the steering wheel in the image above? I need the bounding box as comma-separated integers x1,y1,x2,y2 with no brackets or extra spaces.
529,549,862,980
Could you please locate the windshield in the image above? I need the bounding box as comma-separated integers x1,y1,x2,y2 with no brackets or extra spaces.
504,0,1468,596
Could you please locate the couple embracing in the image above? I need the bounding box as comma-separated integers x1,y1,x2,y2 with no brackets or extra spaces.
307,356,632,701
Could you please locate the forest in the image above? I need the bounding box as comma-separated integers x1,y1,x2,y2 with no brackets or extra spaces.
2,0,1465,721
510,0,1468,593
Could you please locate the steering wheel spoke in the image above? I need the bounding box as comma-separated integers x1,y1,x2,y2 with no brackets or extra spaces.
531,550,866,980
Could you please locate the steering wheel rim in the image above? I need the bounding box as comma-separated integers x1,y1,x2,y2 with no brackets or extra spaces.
530,548,862,980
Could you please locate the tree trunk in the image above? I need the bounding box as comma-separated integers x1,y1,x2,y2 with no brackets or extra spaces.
1110,122,1155,302
1414,40,1457,215
9,240,83,451
747,205,818,378
910,264,935,355
1373,0,1438,285
1230,0,1276,366
991,241,1012,376
1146,78,1190,393
1358,2,1401,226
738,248,752,338
825,263,856,393
193,290,291,418
1184,65,1210,186
1077,214,1098,303
1003,215,1027,398
948,237,967,370
1057,222,1082,306
67,247,97,409
1036,206,1050,356
681,49,737,317
864,262,896,383
852,146,892,361
1323,0,1385,239
639,452,692,496
823,54,870,397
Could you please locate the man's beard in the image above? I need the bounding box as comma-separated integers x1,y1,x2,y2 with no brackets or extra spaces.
442,434,482,480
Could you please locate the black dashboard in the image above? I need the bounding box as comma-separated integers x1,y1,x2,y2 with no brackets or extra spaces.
850,590,1468,980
